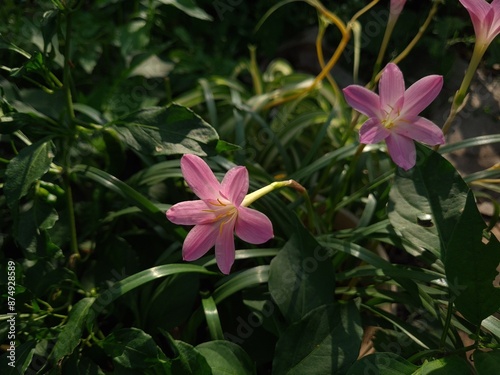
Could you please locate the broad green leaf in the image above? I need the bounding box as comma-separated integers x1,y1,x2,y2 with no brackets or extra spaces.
113,104,220,156
158,0,213,21
474,350,500,375
414,356,471,374
269,231,335,323
4,140,54,210
273,302,362,375
346,353,418,375
196,341,256,375
445,191,500,325
169,339,212,375
388,144,469,258
101,328,167,370
48,297,96,365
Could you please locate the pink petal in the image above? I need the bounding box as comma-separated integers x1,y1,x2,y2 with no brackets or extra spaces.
183,224,219,261
215,217,237,274
166,200,216,225
379,63,405,113
385,133,416,170
460,0,491,42
359,117,391,144
390,0,406,16
181,154,220,200
235,206,274,244
459,0,490,19
343,86,382,118
394,117,445,146
220,166,249,206
401,75,443,117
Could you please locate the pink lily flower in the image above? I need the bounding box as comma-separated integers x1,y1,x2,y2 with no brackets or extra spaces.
166,154,273,274
343,63,445,170
459,0,500,47
390,0,407,17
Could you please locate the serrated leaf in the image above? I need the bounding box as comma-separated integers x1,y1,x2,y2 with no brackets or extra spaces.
49,297,96,364
196,341,255,375
269,230,335,323
113,104,220,156
4,140,54,210
346,353,418,375
273,302,362,375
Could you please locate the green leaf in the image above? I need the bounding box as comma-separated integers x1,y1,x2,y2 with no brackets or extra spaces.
14,197,58,254
196,341,256,375
474,350,500,375
169,339,212,375
445,191,500,325
388,145,500,324
4,140,54,210
346,353,418,375
273,302,362,375
414,356,471,374
0,341,36,374
158,0,213,21
269,231,335,323
88,264,216,323
388,144,469,258
102,328,168,371
48,297,96,365
72,164,172,229
113,104,220,156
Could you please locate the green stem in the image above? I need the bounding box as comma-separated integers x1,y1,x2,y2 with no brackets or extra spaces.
63,9,75,121
370,18,397,87
438,42,487,140
63,173,79,256
439,300,454,349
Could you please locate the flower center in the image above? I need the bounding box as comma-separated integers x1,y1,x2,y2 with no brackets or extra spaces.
204,198,238,224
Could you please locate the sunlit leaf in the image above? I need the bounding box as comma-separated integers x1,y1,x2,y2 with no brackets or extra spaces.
113,104,220,156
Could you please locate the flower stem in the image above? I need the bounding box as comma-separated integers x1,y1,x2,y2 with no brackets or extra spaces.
241,180,305,207
63,173,79,256
434,42,488,148
63,8,75,122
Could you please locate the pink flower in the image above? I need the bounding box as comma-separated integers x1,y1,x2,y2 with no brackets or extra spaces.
166,154,273,274
459,0,500,47
343,63,445,170
390,0,406,17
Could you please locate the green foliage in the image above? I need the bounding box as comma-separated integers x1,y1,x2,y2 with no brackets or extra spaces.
1,0,499,374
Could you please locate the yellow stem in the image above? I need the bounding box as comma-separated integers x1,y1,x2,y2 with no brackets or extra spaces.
241,180,305,207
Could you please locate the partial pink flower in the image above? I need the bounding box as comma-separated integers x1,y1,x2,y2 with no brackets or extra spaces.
343,63,444,170
166,154,273,274
459,0,500,47
390,0,407,17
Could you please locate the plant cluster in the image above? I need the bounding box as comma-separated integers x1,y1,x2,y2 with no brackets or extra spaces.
1,0,500,374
